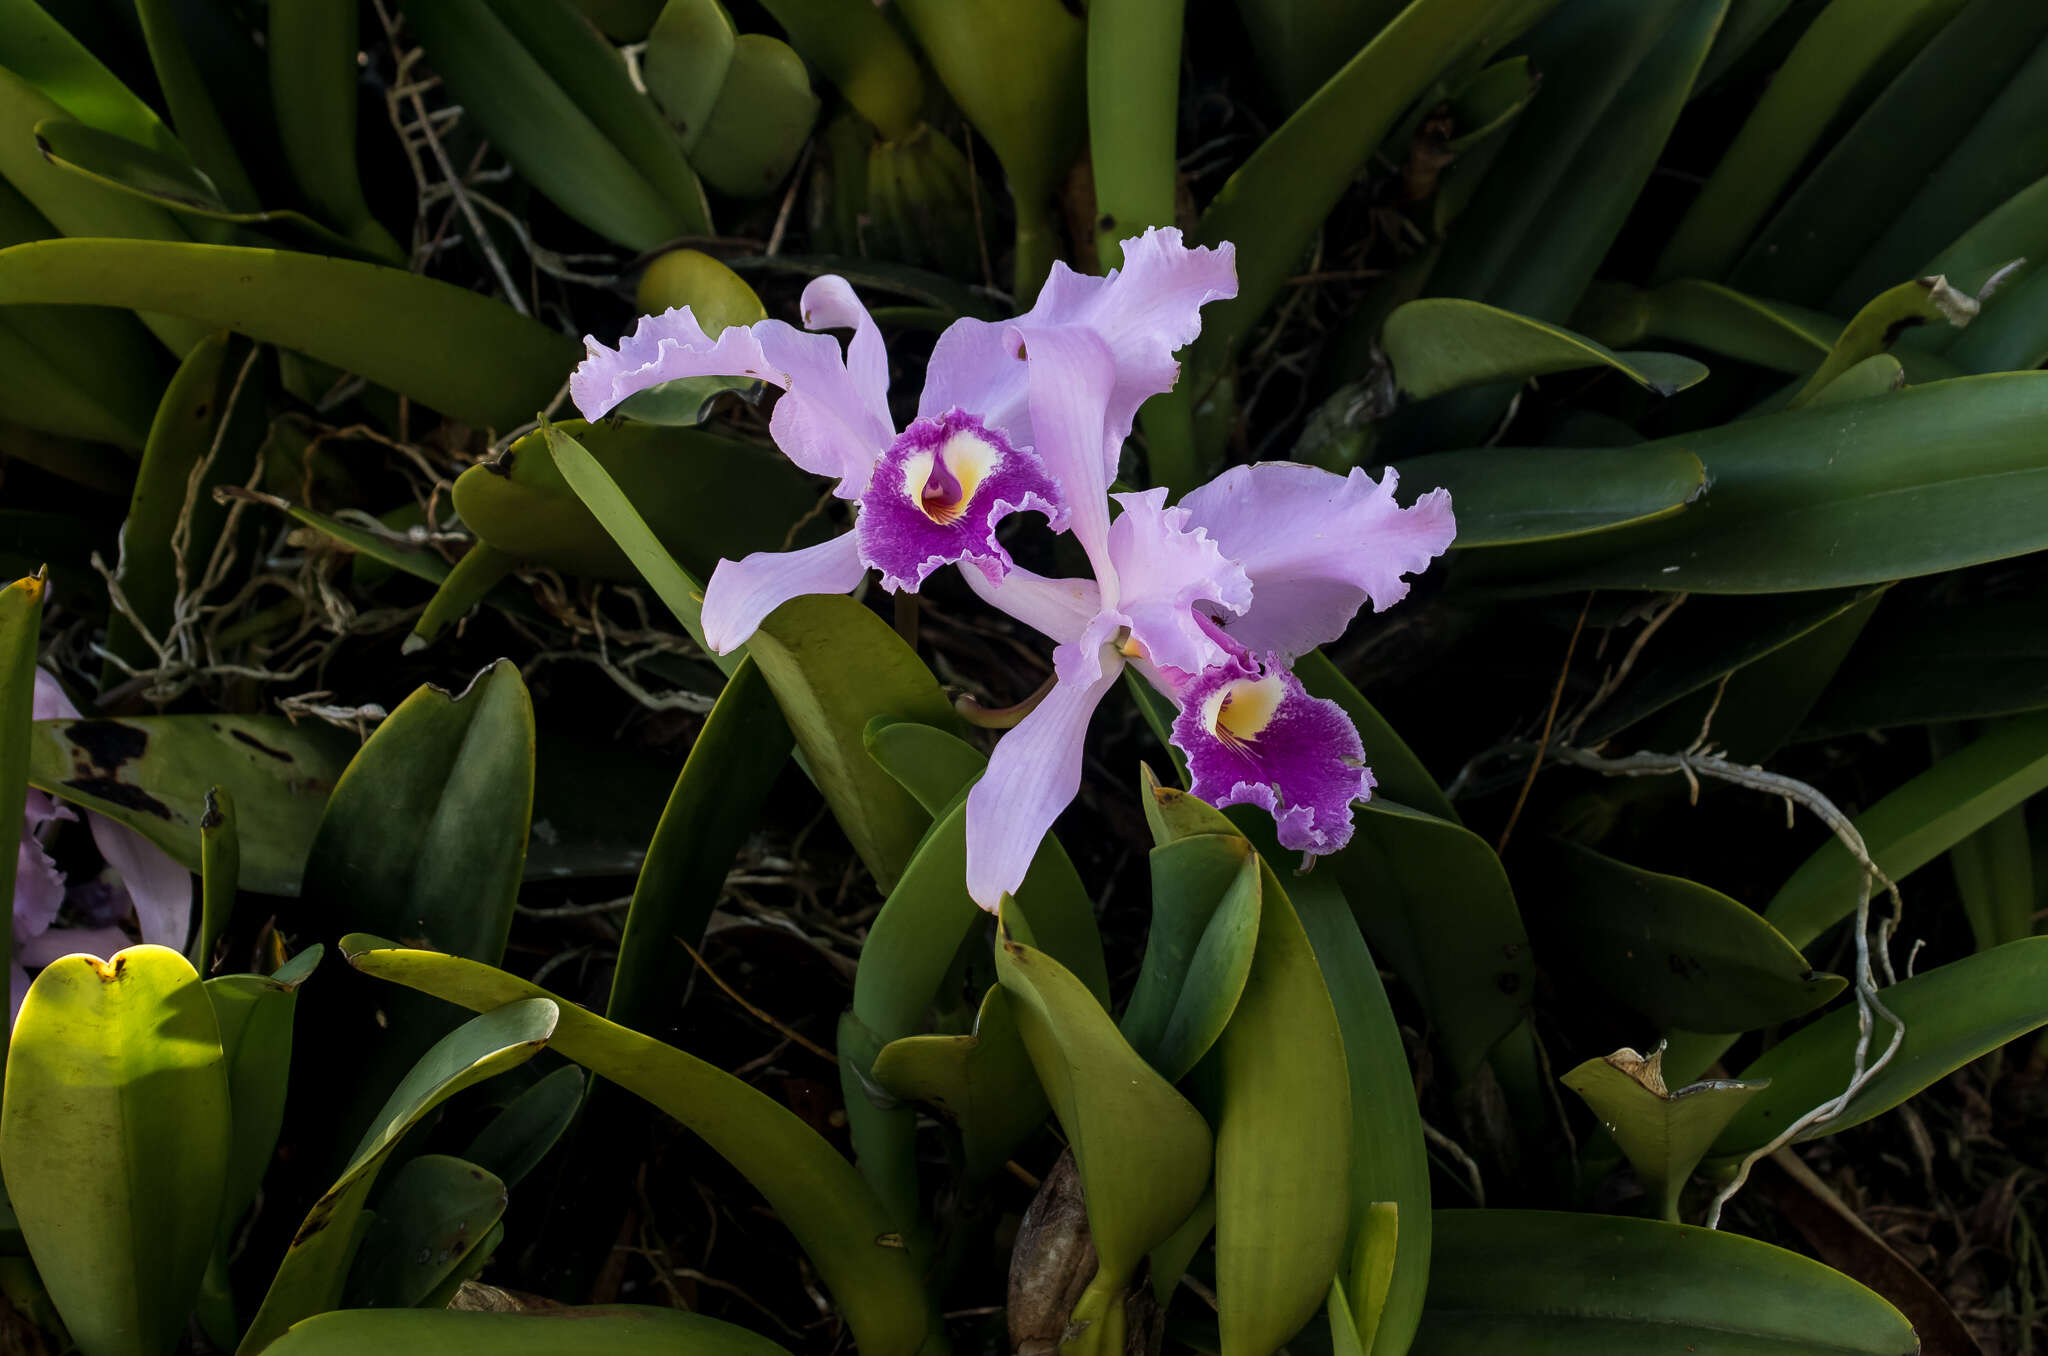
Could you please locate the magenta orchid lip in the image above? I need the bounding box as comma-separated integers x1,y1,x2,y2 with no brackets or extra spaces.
569,228,1457,911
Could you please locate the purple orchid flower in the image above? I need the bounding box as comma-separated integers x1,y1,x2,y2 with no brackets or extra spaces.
964,459,1455,910
11,670,193,1019
569,228,1237,653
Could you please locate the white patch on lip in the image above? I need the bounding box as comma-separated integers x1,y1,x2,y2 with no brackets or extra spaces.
1201,674,1284,749
905,428,1001,525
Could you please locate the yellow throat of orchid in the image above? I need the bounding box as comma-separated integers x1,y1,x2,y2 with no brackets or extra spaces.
903,429,1000,526
1200,674,1284,749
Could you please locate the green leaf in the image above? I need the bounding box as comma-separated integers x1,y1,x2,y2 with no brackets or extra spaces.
1560,1046,1766,1221
747,593,961,891
1801,595,2048,735
1575,588,1883,745
339,938,930,1356
305,659,534,965
1120,835,1261,1082
455,421,819,587
34,115,378,259
1213,859,1353,1356
195,786,238,971
1392,446,1705,547
409,543,519,652
237,0,407,253
103,331,265,675
3,945,230,1356
871,984,1045,1186
346,1154,507,1308
1461,373,2048,593
264,1305,792,1355
1806,353,1905,405
537,420,731,670
1727,0,2048,307
641,0,737,152
1383,299,1708,399
0,239,579,433
465,1065,584,1188
1575,278,1839,376
996,924,1212,1298
1087,0,1185,271
1786,276,1979,408
756,0,925,139
1656,0,1970,283
607,656,791,1038
238,999,559,1355
1943,789,2034,953
132,0,263,215
0,571,44,1003
863,717,992,816
208,947,321,1243
1767,710,2048,953
1919,171,2048,302
1949,263,2048,374
691,34,820,199
1714,936,2048,1158
1518,839,1845,1032
0,0,187,161
1196,0,1537,376
1294,650,1455,820
27,712,351,895
1413,1209,1916,1354
397,0,709,248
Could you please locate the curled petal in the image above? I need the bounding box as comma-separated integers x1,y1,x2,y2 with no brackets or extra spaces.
965,658,1124,911
1178,462,1456,660
855,412,1061,592
1171,658,1373,856
758,319,896,496
571,306,776,419
963,566,1101,648
13,828,64,941
1103,488,1251,676
89,814,191,952
701,531,869,655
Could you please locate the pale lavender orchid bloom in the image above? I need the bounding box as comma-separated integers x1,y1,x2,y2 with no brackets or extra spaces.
568,227,1237,654
966,462,1455,909
10,670,193,1020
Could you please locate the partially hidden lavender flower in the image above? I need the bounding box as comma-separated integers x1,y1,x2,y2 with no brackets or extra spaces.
11,670,192,1019
569,228,1237,653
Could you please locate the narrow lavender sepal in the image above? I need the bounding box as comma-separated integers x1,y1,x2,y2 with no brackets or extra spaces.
1179,462,1456,660
1170,658,1374,856
855,411,1063,592
701,531,870,654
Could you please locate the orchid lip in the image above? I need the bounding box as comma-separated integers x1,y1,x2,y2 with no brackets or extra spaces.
855,409,1064,593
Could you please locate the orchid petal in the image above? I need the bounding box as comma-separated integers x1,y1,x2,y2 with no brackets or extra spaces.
756,320,895,495
9,965,27,1024
1103,489,1250,676
919,318,1029,448
963,565,1102,648
1178,462,1456,660
32,667,77,721
1171,658,1373,856
571,306,777,419
800,276,893,438
964,656,1124,911
1013,324,1119,579
88,813,191,951
701,531,869,655
855,412,1061,592
13,828,64,940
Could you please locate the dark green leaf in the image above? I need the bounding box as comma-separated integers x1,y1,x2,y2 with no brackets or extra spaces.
264,1305,791,1355
1393,446,1704,547
1383,299,1707,399
465,1065,584,1188
347,1154,507,1308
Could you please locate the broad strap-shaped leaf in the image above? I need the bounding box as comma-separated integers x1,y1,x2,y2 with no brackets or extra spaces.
0,571,43,1001
464,1064,584,1189
263,1305,792,1355
27,711,351,895
238,998,558,1354
1713,936,2048,1159
872,984,1045,1186
1213,858,1353,1356
3,946,231,1356
997,923,1212,1338
1383,298,1707,400
1413,1209,1916,1354
208,946,322,1252
1575,278,1838,375
1517,839,1845,1033
0,239,577,432
1120,835,1261,1082
344,1154,507,1308
607,655,791,1040
1393,446,1705,548
748,593,962,891
1786,275,1978,407
1802,595,2048,736
340,938,929,1356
